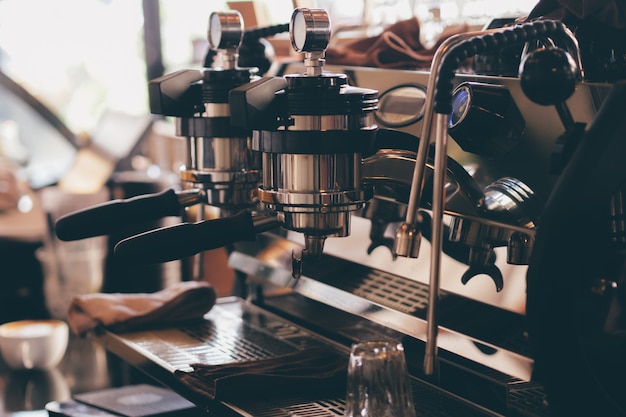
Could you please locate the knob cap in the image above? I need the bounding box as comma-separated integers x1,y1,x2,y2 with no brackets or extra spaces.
519,47,579,106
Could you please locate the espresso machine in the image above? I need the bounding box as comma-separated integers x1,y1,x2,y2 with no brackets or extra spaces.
56,7,626,417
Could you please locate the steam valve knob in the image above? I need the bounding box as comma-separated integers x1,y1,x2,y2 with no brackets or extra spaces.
519,47,579,106
520,46,585,174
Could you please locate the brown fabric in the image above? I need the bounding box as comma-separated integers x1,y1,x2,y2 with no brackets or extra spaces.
325,18,469,70
174,347,348,402
526,0,626,29
67,280,216,337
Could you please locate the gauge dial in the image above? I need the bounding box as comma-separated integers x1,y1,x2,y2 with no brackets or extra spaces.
289,8,330,53
208,11,243,50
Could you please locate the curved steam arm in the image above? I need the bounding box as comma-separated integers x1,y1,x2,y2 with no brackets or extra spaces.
55,188,203,241
114,210,279,265
404,19,582,378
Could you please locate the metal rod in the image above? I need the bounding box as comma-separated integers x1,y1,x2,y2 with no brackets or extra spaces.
555,101,575,130
403,30,485,377
424,113,449,377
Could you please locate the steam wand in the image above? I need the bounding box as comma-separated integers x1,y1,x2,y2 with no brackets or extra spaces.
398,20,583,378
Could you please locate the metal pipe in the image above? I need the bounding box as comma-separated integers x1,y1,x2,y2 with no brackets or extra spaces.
424,113,449,377
394,28,490,259
401,30,489,378
402,22,583,378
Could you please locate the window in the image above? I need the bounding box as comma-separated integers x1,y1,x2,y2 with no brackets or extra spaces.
0,0,539,136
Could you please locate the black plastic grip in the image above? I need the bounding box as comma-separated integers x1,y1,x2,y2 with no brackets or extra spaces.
113,210,257,265
148,69,203,116
55,188,182,241
434,20,567,114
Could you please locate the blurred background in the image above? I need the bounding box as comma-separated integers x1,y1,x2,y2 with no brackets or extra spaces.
0,0,538,136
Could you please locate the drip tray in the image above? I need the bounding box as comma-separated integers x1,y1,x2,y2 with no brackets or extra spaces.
97,297,513,417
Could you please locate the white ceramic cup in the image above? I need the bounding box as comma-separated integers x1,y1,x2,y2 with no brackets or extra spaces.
0,319,69,370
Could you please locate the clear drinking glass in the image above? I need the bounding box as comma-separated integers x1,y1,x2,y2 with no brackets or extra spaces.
345,340,416,417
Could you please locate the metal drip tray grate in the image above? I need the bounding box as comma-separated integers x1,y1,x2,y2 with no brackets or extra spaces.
101,299,548,417
236,397,346,417
299,255,434,314
344,269,431,313
115,299,330,372
232,378,508,417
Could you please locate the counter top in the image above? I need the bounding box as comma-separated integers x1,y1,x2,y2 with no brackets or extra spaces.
0,333,157,416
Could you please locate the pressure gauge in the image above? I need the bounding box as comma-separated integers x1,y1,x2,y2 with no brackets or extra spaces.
290,8,330,53
208,10,243,51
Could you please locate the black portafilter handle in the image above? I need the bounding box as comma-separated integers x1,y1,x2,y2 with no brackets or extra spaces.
114,210,280,265
55,188,187,241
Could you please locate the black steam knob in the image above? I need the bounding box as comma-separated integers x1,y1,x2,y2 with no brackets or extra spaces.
520,46,586,175
519,47,579,106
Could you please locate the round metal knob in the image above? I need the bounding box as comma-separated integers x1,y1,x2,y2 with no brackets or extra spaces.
519,47,579,106
290,8,330,53
208,10,244,51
